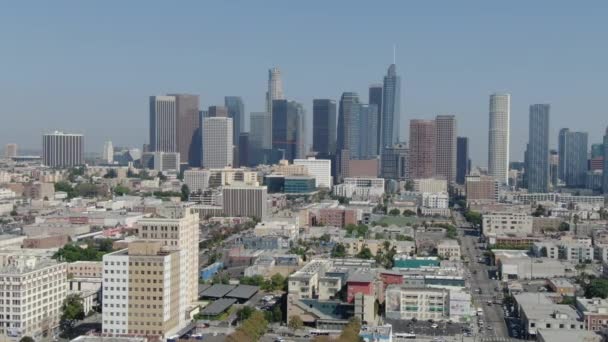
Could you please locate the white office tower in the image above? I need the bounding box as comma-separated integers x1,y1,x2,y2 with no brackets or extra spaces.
42,131,84,168
488,93,511,184
266,67,285,115
102,140,114,164
184,168,211,193
203,117,233,168
294,157,332,188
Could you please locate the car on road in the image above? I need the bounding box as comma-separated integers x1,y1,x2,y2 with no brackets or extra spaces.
431,323,438,329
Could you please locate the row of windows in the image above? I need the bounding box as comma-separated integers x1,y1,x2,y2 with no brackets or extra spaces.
104,270,164,275
104,295,164,302
104,278,164,285
105,311,163,317
104,261,166,267
104,287,163,293
103,328,162,335
105,320,162,326
141,225,178,231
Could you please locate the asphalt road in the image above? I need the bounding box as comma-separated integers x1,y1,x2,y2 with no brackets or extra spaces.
455,212,508,339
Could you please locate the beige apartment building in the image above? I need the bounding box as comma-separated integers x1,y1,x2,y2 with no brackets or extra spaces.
0,258,67,341
102,241,181,339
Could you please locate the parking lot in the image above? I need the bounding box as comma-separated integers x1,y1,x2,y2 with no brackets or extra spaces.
385,318,468,337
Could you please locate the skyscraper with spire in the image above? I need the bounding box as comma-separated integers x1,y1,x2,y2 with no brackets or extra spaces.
266,67,284,116
381,64,401,150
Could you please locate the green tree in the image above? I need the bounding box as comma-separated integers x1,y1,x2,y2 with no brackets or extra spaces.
19,337,35,342
270,273,286,291
402,209,416,217
585,279,608,299
396,234,413,241
388,208,401,216
55,181,76,198
113,185,130,196
181,184,190,201
60,294,85,332
288,315,304,331
357,247,373,259
237,306,254,321
331,243,347,258
103,169,117,178
559,222,570,232
404,180,414,191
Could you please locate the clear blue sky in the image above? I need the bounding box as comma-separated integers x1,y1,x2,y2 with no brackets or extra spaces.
1,1,607,166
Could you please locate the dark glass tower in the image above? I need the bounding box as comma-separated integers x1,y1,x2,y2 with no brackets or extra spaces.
225,96,244,146
564,131,588,187
272,99,304,162
456,137,470,185
312,99,337,157
381,64,401,150
527,104,550,193
369,84,383,154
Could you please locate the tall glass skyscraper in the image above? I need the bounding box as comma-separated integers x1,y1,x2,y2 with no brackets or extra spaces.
381,64,401,150
336,92,359,181
563,130,588,187
358,104,379,159
312,99,337,157
435,115,457,184
603,127,608,194
488,93,511,184
558,128,569,182
369,84,383,154
527,104,550,193
266,67,284,116
271,100,305,162
225,96,244,146
456,137,470,185
249,112,271,166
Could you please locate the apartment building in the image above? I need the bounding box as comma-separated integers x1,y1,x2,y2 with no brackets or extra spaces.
288,259,331,299
102,241,182,339
482,212,533,237
413,178,447,193
0,258,67,341
385,286,449,320
437,240,461,261
558,243,594,263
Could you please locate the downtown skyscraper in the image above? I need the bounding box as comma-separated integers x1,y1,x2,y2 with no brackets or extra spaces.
369,84,383,154
312,99,337,158
563,130,589,187
456,137,470,185
336,92,359,181
381,64,401,150
409,119,436,179
266,67,284,116
224,96,244,146
435,115,457,184
603,127,608,194
527,104,550,193
488,93,511,184
558,128,569,182
42,131,84,168
149,94,200,167
271,99,305,162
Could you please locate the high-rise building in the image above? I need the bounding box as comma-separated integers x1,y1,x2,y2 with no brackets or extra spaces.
563,130,588,187
207,105,228,118
369,84,383,154
550,149,559,187
184,169,211,193
456,137,470,185
149,95,177,153
488,93,510,184
202,117,233,168
266,67,284,115
102,140,113,164
102,242,182,338
42,131,84,168
380,143,409,181
249,112,271,166
527,104,550,193
238,132,249,167
4,143,17,159
359,104,379,159
435,115,457,183
558,128,569,182
150,94,200,167
294,157,332,188
465,175,498,203
381,64,401,150
152,151,180,172
591,143,604,159
312,99,337,157
603,127,608,194
222,185,268,218
409,120,436,179
272,100,305,162
138,208,199,302
225,96,244,146
336,92,359,181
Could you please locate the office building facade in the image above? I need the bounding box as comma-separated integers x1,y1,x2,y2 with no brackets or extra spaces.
102,140,114,164
4,143,17,159
456,137,470,185
358,104,379,159
604,127,608,194
381,64,401,150
42,131,84,168
272,100,305,162
266,67,284,115
202,117,233,169
312,99,337,157
563,131,589,188
294,157,332,188
222,185,268,218
409,120,436,179
225,96,244,146
558,128,569,181
527,104,550,193
369,84,383,154
488,93,511,184
380,143,409,181
435,115,457,183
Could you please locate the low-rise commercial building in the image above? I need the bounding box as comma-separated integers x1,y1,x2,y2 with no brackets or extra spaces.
437,240,461,261
575,297,608,332
482,212,533,237
515,293,584,339
385,285,449,320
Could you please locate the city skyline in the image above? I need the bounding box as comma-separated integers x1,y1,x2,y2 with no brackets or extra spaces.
1,2,608,166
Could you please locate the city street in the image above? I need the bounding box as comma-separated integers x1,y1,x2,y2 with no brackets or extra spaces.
455,212,509,339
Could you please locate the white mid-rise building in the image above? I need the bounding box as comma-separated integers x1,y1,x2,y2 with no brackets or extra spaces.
153,152,180,172
413,178,447,193
421,192,449,209
437,239,461,261
333,177,385,201
184,169,211,193
203,117,233,169
0,258,67,341
482,212,533,237
293,157,332,188
385,286,449,320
